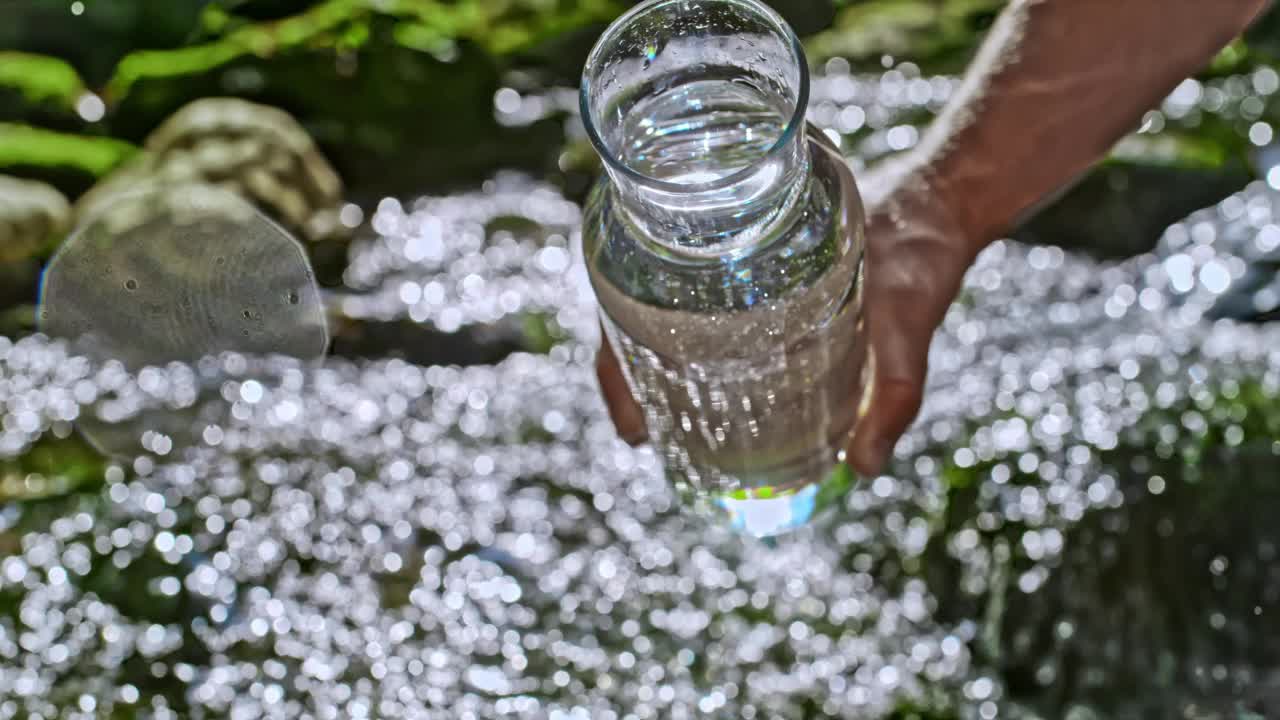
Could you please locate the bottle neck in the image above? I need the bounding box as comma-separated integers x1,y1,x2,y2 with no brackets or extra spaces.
606,126,812,262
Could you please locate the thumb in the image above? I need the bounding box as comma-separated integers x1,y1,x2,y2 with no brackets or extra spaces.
846,262,945,476
847,317,930,476
847,352,926,476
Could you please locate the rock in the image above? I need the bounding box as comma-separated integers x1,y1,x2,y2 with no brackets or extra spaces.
77,98,347,243
0,175,71,263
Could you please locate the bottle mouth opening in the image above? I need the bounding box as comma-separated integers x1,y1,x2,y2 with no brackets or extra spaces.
579,0,810,195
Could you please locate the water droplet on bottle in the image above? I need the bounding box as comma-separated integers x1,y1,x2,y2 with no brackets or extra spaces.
124,278,138,291
215,256,226,266
243,309,253,320
286,291,300,305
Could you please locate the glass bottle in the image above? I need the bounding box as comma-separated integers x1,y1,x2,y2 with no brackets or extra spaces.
580,0,869,537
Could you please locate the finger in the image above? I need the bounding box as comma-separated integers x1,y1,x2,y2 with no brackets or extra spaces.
596,332,648,444
847,320,929,477
846,246,957,476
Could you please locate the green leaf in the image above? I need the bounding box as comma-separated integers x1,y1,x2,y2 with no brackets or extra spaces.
105,0,625,102
1110,132,1232,170
811,461,855,511
806,0,1004,70
807,1,938,63
1208,38,1250,74
0,51,86,111
0,124,138,177
106,0,361,100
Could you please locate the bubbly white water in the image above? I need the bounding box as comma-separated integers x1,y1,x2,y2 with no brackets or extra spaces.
3,63,1280,718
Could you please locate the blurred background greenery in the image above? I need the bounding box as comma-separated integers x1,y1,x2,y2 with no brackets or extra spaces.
6,0,1279,502
3,0,1279,261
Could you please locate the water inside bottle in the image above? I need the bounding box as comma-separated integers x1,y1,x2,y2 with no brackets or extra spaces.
585,73,868,537
617,72,789,185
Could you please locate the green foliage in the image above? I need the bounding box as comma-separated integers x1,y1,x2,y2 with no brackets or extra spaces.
0,51,86,110
812,461,856,513
3,0,1276,213
105,0,357,101
0,123,138,177
1209,38,1253,75
0,434,105,501
1244,5,1280,65
1112,132,1234,170
808,0,1004,71
104,0,624,102
521,311,563,354
1015,158,1251,259
888,702,961,720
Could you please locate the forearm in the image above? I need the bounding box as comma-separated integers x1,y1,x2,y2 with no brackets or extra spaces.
916,0,1270,250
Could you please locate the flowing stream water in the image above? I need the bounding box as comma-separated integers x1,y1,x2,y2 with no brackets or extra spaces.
2,65,1279,718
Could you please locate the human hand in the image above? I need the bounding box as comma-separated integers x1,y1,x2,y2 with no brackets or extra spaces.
598,0,1268,479
595,155,981,477
841,161,978,475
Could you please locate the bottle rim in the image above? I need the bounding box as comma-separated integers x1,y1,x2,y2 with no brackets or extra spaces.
579,0,810,195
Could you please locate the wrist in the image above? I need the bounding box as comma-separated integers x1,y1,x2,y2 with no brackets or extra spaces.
863,147,989,261
914,161,987,260
915,132,1032,259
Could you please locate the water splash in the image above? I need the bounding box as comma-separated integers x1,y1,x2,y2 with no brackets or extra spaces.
2,170,1278,716
36,184,327,455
